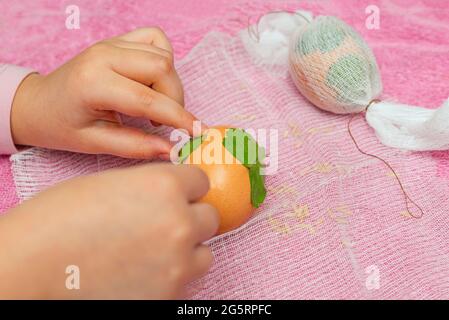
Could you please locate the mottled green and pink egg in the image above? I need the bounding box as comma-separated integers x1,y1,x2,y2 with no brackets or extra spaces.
288,16,382,114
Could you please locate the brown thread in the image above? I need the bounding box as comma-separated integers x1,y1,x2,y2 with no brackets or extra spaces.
365,99,381,112
247,10,311,43
347,100,424,219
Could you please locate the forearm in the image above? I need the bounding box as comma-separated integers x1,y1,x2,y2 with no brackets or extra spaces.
0,200,81,299
10,73,46,148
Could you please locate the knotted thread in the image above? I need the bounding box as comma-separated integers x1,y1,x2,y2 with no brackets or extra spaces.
347,100,424,219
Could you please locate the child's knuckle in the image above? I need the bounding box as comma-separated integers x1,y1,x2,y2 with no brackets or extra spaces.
87,42,111,58
158,171,182,194
75,65,95,85
170,221,193,243
154,55,173,74
135,88,154,108
147,26,165,38
72,56,98,86
127,137,152,159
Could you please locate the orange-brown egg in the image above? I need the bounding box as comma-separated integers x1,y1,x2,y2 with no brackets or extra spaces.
184,126,255,235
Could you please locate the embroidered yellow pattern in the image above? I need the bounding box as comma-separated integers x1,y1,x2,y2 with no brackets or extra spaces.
387,170,400,178
315,217,325,226
238,82,249,90
289,120,301,132
327,206,353,225
231,114,257,121
400,211,413,219
297,223,316,235
335,164,354,175
283,122,334,151
315,163,334,173
290,204,310,223
307,126,334,135
341,239,354,248
299,162,335,176
267,202,354,236
267,203,314,236
267,214,291,235
267,184,297,196
294,140,303,148
283,121,301,139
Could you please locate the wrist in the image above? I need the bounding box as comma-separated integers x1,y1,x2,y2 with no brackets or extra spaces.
10,73,46,148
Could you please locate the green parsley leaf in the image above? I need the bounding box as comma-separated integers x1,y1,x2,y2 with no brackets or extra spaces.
178,135,204,163
249,165,267,208
222,128,267,208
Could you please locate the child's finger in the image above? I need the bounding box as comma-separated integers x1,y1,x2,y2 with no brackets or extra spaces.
189,245,214,281
162,165,210,202
110,47,184,105
115,27,173,53
95,74,200,136
190,203,220,243
111,39,172,60
82,122,172,159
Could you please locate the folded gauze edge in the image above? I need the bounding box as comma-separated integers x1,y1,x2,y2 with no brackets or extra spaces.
240,10,449,151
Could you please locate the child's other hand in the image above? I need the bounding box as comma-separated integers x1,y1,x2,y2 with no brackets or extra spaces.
0,164,219,299
11,28,200,159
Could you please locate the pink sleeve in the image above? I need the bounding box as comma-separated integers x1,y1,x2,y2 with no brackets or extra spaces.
0,64,35,155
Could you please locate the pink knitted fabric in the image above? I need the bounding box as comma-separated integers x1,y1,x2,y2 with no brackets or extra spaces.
2,0,449,299
0,0,302,213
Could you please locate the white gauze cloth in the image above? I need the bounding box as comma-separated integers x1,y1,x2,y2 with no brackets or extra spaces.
10,30,449,299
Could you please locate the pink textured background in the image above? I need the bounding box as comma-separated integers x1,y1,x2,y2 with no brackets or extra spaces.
1,0,449,213
1,0,449,300
1,0,449,210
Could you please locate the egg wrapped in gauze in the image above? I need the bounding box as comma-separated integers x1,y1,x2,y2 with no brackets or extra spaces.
180,127,267,235
285,15,449,150
289,16,382,114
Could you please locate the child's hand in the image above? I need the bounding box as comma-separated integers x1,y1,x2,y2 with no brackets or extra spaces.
11,28,200,159
0,164,218,299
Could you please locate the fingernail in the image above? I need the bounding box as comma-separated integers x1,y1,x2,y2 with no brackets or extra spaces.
191,119,207,137
201,122,209,132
